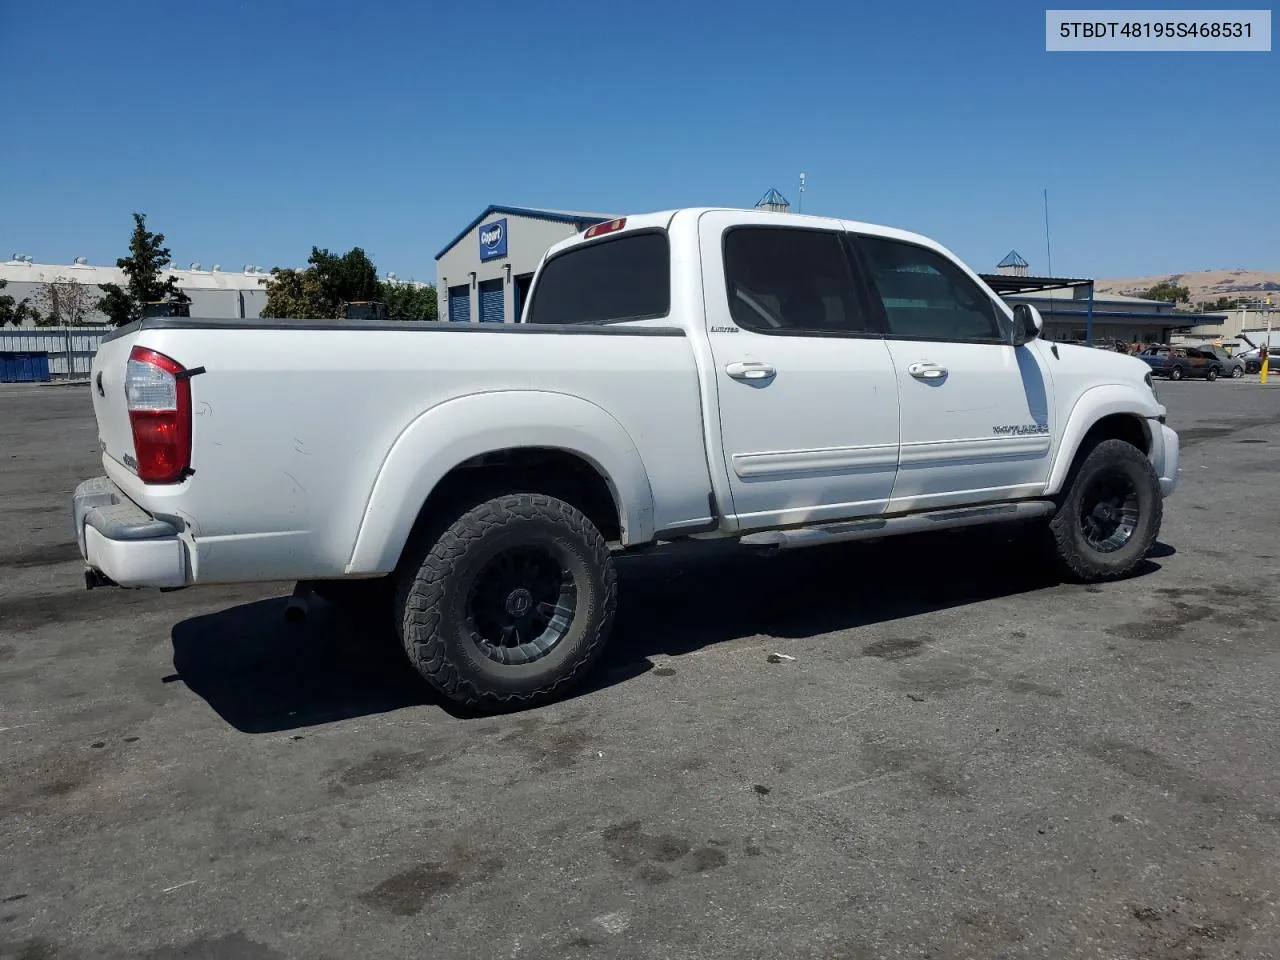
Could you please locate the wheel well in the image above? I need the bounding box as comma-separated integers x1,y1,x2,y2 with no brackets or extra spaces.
397,448,622,570
1078,414,1151,458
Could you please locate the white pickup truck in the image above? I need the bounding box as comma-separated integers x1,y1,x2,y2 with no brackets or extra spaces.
74,207,1179,709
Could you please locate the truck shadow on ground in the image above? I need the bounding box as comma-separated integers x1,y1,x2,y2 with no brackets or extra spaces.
171,528,1170,733
170,600,433,733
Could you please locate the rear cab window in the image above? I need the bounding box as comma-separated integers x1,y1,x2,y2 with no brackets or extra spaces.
526,231,670,325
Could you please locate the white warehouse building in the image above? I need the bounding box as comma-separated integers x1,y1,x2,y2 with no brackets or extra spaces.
0,256,275,326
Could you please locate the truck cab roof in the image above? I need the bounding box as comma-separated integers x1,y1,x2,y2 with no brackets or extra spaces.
540,207,954,265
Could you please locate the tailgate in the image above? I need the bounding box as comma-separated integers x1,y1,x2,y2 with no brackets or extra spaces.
90,330,143,472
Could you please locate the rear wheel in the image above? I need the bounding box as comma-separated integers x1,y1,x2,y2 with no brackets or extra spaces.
396,493,617,710
1046,439,1162,582
1169,366,1184,381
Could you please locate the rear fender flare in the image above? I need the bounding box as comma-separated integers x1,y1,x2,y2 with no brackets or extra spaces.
346,391,655,574
1044,385,1161,496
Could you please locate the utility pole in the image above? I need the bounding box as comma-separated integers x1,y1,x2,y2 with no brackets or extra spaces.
799,172,806,213
1043,188,1054,278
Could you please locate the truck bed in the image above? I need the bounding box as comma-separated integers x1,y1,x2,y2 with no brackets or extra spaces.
89,318,714,583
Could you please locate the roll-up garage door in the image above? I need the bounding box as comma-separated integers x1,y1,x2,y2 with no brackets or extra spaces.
478,279,504,323
447,284,471,322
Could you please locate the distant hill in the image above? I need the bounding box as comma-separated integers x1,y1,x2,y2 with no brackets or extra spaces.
1095,269,1280,307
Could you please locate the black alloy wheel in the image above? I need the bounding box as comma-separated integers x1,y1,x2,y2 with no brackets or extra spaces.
465,545,577,665
395,492,618,710
1077,470,1140,554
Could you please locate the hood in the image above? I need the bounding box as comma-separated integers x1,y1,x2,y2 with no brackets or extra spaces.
1051,341,1154,380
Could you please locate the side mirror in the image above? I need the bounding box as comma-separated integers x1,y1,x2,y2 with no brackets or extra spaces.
1012,303,1043,345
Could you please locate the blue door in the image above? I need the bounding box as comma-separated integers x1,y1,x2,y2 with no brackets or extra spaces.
448,284,471,322
478,279,504,323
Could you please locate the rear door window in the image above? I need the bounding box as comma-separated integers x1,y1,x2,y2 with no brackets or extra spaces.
721,226,871,336
526,231,670,325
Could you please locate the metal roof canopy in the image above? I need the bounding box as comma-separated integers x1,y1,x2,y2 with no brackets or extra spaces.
979,273,1092,296
980,272,1227,328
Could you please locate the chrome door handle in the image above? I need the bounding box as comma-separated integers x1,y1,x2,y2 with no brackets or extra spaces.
907,361,948,381
725,360,776,381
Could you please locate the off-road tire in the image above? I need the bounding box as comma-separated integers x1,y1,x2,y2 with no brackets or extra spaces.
1169,366,1184,381
396,493,617,710
1047,439,1162,583
1206,366,1219,381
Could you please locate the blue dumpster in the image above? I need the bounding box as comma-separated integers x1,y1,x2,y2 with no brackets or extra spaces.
0,351,52,382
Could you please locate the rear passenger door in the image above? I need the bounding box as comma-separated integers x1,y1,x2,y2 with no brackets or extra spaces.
698,211,901,530
849,232,1055,512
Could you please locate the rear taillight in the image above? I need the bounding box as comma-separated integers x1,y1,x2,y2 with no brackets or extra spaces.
125,346,192,484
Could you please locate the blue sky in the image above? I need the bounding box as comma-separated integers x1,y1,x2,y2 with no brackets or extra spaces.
1,0,1275,281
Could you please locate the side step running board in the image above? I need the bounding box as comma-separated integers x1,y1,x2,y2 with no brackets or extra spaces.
739,500,1056,551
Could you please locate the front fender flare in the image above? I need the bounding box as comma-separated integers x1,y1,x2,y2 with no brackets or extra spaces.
346,390,656,574
1044,384,1162,496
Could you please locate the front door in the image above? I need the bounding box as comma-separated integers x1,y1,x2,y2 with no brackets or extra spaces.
698,212,901,531
850,232,1055,512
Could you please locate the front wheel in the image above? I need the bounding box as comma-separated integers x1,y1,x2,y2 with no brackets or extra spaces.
396,493,618,710
1232,365,1244,378
1046,439,1163,582
1169,366,1184,381
1206,366,1219,381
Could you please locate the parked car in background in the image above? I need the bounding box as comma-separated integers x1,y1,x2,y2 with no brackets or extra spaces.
1202,344,1246,378
1138,345,1220,381
1241,347,1280,375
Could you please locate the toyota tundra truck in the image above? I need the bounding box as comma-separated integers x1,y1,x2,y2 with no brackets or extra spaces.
73,207,1179,710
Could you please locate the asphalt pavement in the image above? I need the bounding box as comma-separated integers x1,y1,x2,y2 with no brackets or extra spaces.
2,376,1279,960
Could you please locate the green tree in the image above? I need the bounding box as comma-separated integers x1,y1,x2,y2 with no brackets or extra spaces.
308,246,380,307
261,246,385,319
97,285,136,326
1139,282,1190,305
1203,296,1244,312
97,212,191,326
0,278,40,327
260,267,335,319
380,281,438,321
